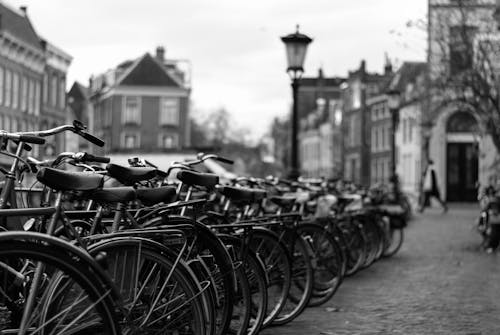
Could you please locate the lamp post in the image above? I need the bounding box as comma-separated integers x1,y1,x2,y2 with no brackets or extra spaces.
281,25,313,180
386,88,401,199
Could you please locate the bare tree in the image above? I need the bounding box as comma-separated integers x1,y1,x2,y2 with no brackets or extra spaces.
427,0,500,150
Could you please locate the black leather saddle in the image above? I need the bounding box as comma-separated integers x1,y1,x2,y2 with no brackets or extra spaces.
176,170,219,188
218,186,267,203
136,186,177,206
37,168,104,191
90,187,137,203
106,164,159,185
269,196,296,207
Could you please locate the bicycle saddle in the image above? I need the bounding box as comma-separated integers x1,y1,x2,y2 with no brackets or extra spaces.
37,168,104,191
90,187,137,203
217,186,266,203
106,163,159,185
136,186,178,206
176,170,219,188
269,196,296,207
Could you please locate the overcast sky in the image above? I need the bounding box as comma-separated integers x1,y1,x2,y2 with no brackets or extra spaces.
7,0,427,139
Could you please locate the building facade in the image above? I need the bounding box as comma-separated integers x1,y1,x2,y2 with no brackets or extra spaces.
393,62,427,197
368,95,392,185
0,3,71,159
342,60,393,185
89,47,191,155
427,0,497,201
297,69,344,178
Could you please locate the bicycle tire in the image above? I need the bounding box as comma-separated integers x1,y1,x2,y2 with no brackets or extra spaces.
249,228,291,327
297,222,343,307
0,238,120,334
271,234,313,326
144,215,235,335
88,237,207,334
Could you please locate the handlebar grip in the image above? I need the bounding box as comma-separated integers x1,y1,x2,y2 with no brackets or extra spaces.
79,131,105,147
217,156,234,165
18,135,46,145
84,153,110,164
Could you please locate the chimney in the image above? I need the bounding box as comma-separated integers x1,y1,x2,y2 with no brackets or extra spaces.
360,59,366,73
19,6,27,14
318,67,324,79
156,46,165,63
384,52,393,74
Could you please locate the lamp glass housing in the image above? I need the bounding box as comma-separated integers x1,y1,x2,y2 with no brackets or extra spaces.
281,28,312,73
386,90,401,109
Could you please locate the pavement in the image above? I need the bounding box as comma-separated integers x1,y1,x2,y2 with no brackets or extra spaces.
261,203,500,335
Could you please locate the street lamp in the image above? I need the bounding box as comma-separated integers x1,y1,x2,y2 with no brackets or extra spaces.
386,88,401,199
281,25,313,180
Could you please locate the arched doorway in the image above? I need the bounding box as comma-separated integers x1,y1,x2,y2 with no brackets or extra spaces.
446,111,478,201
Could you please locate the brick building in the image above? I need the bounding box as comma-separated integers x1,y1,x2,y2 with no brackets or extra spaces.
0,3,71,158
89,47,191,154
342,59,393,185
297,68,344,178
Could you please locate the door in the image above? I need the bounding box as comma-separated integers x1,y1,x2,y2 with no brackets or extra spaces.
446,142,478,202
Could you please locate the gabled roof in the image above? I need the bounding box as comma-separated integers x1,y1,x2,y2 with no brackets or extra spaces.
389,61,427,92
68,81,89,101
118,53,183,88
0,3,42,50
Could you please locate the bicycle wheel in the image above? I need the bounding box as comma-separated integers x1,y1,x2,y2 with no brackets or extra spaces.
383,227,404,257
218,234,267,335
249,228,291,327
145,215,235,335
297,222,343,307
272,234,313,326
88,237,207,334
359,217,381,269
228,264,251,335
0,236,119,334
337,219,367,276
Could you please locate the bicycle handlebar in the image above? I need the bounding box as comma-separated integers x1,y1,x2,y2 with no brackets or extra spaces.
16,120,105,147
0,131,46,145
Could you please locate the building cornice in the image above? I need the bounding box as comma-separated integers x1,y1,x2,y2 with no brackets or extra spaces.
0,31,45,74
45,41,72,73
99,85,190,100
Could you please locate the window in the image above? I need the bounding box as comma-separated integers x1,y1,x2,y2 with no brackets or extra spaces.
5,70,11,107
0,67,3,105
43,73,48,104
28,79,35,114
51,76,58,107
159,98,180,125
4,116,10,132
12,73,18,109
159,133,179,148
11,118,17,133
402,118,407,144
35,81,40,115
59,77,65,108
103,107,112,127
122,132,140,149
380,126,385,151
122,96,141,124
21,77,27,111
449,25,477,75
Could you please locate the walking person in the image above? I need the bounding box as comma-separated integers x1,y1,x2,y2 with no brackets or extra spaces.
419,159,448,213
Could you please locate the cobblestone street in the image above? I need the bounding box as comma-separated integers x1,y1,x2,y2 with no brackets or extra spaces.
262,205,500,335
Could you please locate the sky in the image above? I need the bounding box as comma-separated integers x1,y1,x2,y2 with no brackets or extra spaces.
6,0,427,140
